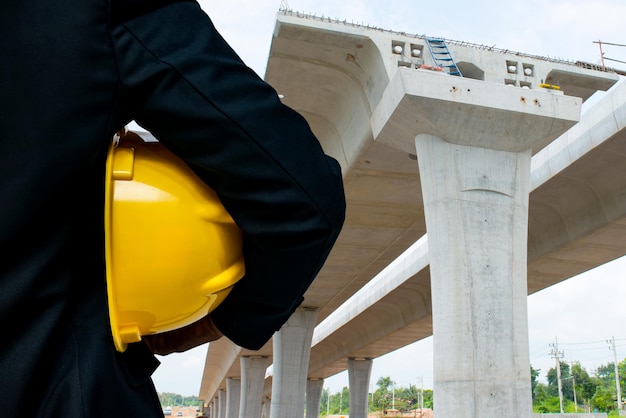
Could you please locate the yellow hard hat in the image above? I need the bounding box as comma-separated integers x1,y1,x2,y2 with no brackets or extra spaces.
104,130,244,352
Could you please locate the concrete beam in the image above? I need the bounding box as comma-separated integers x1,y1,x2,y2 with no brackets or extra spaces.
199,338,242,400
372,68,581,155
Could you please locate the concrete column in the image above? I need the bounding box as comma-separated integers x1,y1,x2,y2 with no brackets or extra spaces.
348,358,373,418
218,389,226,418
371,68,581,417
226,377,241,418
416,134,533,417
239,356,271,418
270,307,318,418
262,396,271,418
212,397,218,418
306,378,325,418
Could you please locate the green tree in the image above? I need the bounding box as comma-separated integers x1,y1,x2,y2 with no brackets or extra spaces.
533,383,552,412
621,358,626,394
373,376,395,412
324,386,349,415
422,389,434,410
320,388,330,416
571,361,596,408
376,376,394,392
339,386,349,414
532,363,582,413
547,361,573,401
593,358,626,413
530,365,541,401
321,388,339,415
534,395,563,413
597,362,615,384
592,384,616,412
396,384,419,411
157,392,200,407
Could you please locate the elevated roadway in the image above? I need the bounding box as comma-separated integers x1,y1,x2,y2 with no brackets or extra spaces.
199,11,625,404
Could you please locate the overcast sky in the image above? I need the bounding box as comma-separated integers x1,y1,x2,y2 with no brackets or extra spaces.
151,0,626,397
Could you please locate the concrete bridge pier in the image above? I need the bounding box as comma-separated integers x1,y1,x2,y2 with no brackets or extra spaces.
416,134,534,417
270,307,318,418
372,68,582,417
218,389,226,418
306,378,325,418
239,355,271,418
225,377,241,417
348,357,373,418
262,396,271,418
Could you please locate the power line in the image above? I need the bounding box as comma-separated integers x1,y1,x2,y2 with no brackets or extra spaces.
559,338,626,346
561,346,611,352
556,337,626,351
560,339,607,345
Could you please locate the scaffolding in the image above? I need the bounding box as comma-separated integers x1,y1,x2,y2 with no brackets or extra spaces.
593,40,626,72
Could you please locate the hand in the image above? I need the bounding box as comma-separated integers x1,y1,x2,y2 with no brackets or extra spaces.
143,315,224,355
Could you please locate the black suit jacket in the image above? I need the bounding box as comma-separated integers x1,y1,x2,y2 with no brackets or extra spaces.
0,1,345,416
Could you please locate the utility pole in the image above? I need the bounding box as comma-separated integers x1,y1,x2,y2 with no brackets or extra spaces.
570,362,578,413
607,336,623,415
550,337,565,414
326,388,330,416
419,376,424,413
340,388,343,414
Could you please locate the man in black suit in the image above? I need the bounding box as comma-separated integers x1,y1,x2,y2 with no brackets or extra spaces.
0,1,345,416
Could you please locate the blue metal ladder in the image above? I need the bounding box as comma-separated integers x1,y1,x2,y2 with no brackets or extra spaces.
425,38,463,77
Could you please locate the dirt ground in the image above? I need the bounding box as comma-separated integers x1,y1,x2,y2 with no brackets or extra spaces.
184,407,433,418
327,409,433,418
162,406,200,417
367,410,434,418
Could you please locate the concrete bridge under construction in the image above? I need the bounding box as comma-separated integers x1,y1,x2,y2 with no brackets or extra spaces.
197,10,625,418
